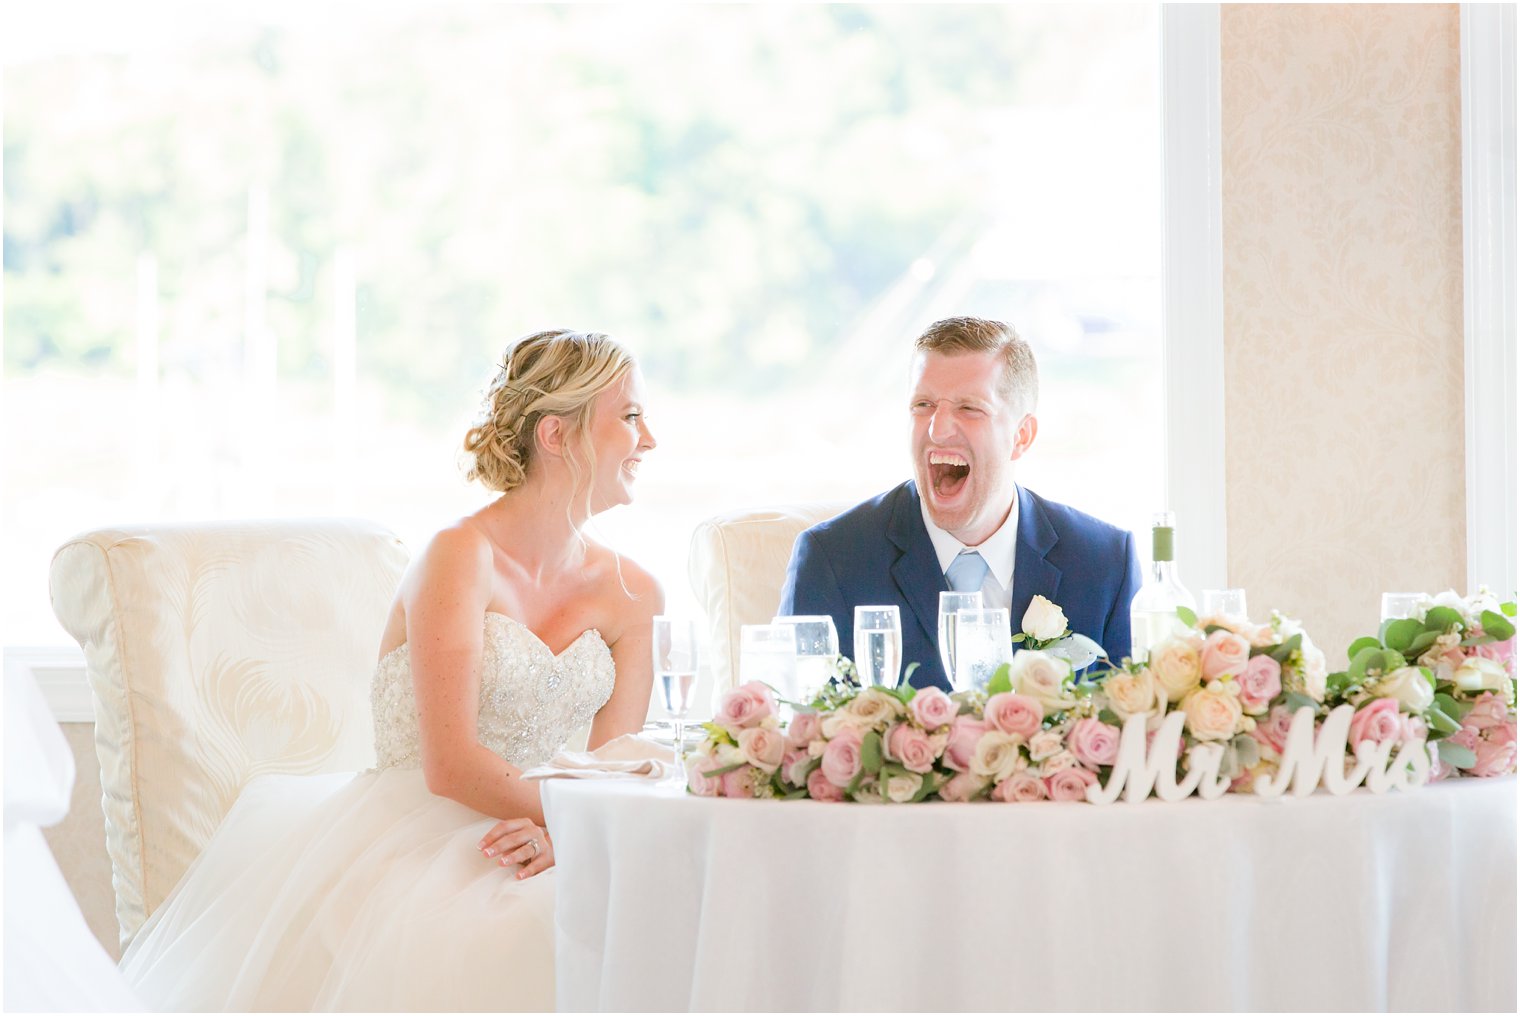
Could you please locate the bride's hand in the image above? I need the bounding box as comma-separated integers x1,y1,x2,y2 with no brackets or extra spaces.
478,817,555,878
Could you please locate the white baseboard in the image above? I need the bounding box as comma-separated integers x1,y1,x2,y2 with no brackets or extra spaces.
5,647,92,723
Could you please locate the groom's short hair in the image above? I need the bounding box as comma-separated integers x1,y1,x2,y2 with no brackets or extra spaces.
914,316,1039,415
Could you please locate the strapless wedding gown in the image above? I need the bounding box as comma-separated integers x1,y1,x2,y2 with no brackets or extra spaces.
120,614,615,1012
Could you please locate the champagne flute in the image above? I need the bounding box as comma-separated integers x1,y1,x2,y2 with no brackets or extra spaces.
938,591,983,689
652,616,700,768
953,607,1012,693
773,614,839,704
853,605,902,688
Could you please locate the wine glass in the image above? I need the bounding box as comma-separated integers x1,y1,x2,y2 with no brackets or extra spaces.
1381,592,1426,622
738,623,799,701
652,616,700,768
952,607,1012,693
852,605,902,688
773,614,839,704
1201,588,1248,621
938,591,983,688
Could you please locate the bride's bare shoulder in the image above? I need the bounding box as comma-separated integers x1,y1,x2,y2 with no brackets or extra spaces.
587,544,664,623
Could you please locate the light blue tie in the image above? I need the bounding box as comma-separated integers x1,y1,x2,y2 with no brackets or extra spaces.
945,550,990,593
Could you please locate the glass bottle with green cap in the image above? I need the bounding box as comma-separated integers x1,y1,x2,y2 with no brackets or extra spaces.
1128,510,1197,661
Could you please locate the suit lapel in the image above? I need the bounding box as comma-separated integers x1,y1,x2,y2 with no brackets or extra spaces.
1009,485,1062,633
887,482,943,654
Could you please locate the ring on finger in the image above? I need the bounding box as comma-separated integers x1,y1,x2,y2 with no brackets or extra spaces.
526,838,540,860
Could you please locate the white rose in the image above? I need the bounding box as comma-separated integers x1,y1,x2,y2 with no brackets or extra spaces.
1182,682,1244,741
1027,728,1064,762
1103,668,1166,720
970,730,1025,783
884,773,922,803
1039,749,1079,777
1009,650,1077,713
712,743,746,768
1021,595,1068,642
820,689,902,737
1297,642,1328,703
1369,666,1435,714
1454,657,1511,694
1150,635,1204,703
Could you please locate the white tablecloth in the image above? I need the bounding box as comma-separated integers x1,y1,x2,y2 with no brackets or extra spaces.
544,777,1516,1012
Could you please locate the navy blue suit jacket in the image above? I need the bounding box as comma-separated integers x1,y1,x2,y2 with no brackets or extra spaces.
777,481,1141,692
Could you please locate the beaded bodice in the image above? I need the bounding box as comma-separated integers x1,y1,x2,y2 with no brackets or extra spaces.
370,613,615,772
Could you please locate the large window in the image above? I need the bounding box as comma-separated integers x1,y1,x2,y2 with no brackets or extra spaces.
4,3,1164,650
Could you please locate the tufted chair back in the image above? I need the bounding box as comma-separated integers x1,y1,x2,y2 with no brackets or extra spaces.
687,502,850,696
49,518,408,948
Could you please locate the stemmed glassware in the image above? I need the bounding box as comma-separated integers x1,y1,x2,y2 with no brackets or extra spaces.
853,605,902,688
1200,588,1249,621
739,623,799,699
652,616,700,768
952,607,1012,693
773,614,839,705
1380,592,1425,622
938,591,983,689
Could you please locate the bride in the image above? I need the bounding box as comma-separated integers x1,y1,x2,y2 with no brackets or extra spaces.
120,329,662,1011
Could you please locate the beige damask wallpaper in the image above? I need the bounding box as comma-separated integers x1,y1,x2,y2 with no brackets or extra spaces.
1220,3,1466,659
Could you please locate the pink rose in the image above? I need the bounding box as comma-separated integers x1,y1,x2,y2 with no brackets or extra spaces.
943,716,988,773
1237,654,1282,715
885,723,938,774
1252,704,1295,755
785,710,822,748
820,727,864,788
1464,692,1511,731
720,765,760,798
806,767,845,801
684,756,722,797
1448,726,1480,752
909,687,958,730
1473,637,1515,674
1348,698,1405,749
737,726,785,772
1067,717,1120,769
1044,766,1097,802
991,771,1047,802
715,682,777,730
1468,723,1517,778
937,771,984,802
1200,629,1252,681
984,693,1043,740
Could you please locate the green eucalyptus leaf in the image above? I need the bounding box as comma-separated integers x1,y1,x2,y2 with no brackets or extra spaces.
987,664,1013,696
1423,606,1463,634
1098,708,1122,726
1284,691,1319,714
1326,671,1353,698
1381,649,1408,674
1437,741,1478,769
1480,610,1515,642
1349,645,1386,680
1407,630,1440,655
1268,633,1302,664
861,730,884,775
1502,601,1517,618
910,772,941,803
1425,708,1461,736
1380,618,1423,654
1419,666,1436,689
1433,692,1474,720
1176,605,1198,627
1346,636,1383,662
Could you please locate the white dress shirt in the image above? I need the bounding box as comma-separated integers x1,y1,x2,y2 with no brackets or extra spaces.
919,489,1020,612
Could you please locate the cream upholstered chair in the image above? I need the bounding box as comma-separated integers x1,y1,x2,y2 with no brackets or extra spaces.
688,502,851,695
49,518,408,949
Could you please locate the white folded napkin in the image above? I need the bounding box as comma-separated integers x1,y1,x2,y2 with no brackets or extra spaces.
520,733,677,781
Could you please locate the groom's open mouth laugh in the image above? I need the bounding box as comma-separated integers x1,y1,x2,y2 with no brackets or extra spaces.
927,449,971,501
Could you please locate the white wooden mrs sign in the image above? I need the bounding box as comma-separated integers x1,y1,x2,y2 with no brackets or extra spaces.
1087,705,1432,805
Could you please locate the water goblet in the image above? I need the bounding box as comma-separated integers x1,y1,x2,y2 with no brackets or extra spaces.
652,616,700,769
1201,588,1249,621
773,614,839,705
852,605,902,688
1380,592,1425,622
739,623,799,702
938,591,983,688
952,607,1012,693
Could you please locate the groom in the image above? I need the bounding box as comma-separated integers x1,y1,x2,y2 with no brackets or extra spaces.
778,316,1141,691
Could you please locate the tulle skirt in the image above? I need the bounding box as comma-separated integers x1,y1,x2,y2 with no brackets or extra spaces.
120,769,556,1012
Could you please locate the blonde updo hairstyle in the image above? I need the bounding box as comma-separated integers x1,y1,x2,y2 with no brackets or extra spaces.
464,329,635,496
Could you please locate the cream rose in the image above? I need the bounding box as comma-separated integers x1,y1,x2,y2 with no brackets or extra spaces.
1297,642,1328,703
1150,635,1204,702
1103,668,1166,720
1009,650,1076,713
1039,749,1080,777
1183,682,1244,741
820,688,903,737
884,773,923,803
1021,595,1068,642
970,730,1026,783
1369,666,1435,714
1454,656,1512,696
1027,728,1064,762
